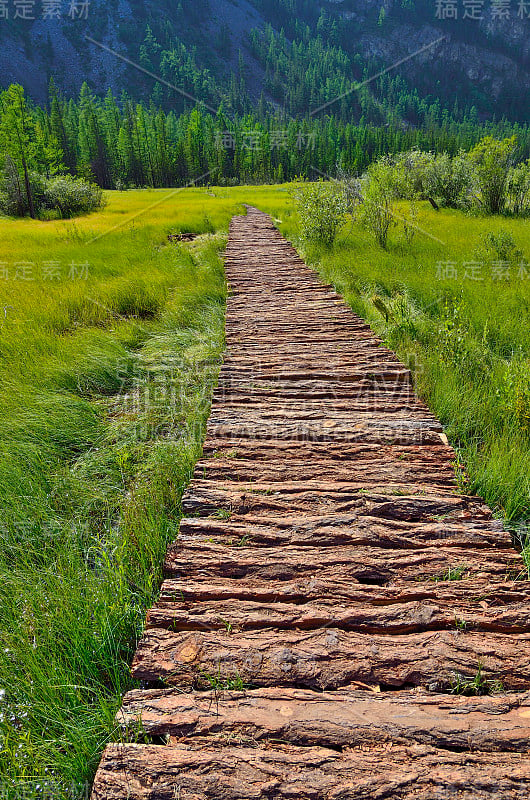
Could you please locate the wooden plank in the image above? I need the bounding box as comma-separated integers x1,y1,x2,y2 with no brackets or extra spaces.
117,686,530,752
164,540,518,583
180,485,498,524
194,466,458,489
158,577,530,607
199,439,456,465
207,411,444,445
92,744,530,800
196,441,458,483
131,627,530,690
176,516,508,550
145,596,530,635
181,485,487,517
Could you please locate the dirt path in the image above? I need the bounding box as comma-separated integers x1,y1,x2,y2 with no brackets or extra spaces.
92,208,530,798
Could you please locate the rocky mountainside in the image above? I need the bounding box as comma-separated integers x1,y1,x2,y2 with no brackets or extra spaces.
0,0,528,121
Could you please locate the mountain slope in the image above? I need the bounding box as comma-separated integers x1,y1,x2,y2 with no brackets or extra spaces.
0,0,528,122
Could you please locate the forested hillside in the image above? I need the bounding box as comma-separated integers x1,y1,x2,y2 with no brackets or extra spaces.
1,1,529,192
0,0,529,122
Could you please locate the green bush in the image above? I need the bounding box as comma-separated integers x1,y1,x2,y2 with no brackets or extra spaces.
469,135,517,215
393,149,435,199
355,158,399,249
388,141,529,217
294,180,348,246
42,175,105,218
423,151,475,209
0,168,105,219
506,161,530,217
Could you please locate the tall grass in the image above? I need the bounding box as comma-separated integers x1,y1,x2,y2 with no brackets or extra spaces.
2,185,529,796
0,190,250,797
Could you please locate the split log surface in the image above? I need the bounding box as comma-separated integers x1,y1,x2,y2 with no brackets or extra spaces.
93,744,530,800
117,686,530,751
131,626,530,691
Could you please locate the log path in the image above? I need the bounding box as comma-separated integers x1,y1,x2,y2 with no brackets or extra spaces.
92,208,530,798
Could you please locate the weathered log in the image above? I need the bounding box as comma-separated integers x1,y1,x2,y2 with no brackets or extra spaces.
180,484,496,522
213,382,416,401
177,516,507,550
182,483,468,514
201,439,454,461
117,686,530,752
158,577,530,608
214,371,415,392
131,627,530,690
214,397,428,416
207,412,446,445
145,596,530,635
164,540,519,583
201,437,453,461
196,441,458,484
92,743,530,800
196,458,457,488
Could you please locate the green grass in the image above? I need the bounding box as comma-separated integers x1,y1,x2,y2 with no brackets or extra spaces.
0,184,295,798
0,190,225,797
450,664,504,696
1,185,530,796
433,566,468,582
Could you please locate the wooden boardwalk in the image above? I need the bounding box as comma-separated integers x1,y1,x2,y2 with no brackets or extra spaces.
92,208,530,799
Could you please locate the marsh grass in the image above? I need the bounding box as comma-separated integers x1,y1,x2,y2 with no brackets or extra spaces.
0,184,296,795
1,185,530,795
450,664,504,696
0,188,265,796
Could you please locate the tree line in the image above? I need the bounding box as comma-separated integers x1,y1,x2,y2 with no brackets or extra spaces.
1,82,529,204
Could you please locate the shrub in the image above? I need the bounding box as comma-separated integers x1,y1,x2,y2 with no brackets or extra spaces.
294,180,348,246
423,151,475,209
506,161,530,217
0,168,105,218
371,143,529,218
336,166,363,213
393,149,435,199
469,135,517,215
355,159,398,249
41,175,105,218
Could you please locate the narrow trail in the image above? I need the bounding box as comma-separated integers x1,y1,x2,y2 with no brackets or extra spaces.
92,208,530,798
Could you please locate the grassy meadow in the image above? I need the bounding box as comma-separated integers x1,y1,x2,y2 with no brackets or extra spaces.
0,185,529,796
0,187,284,797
